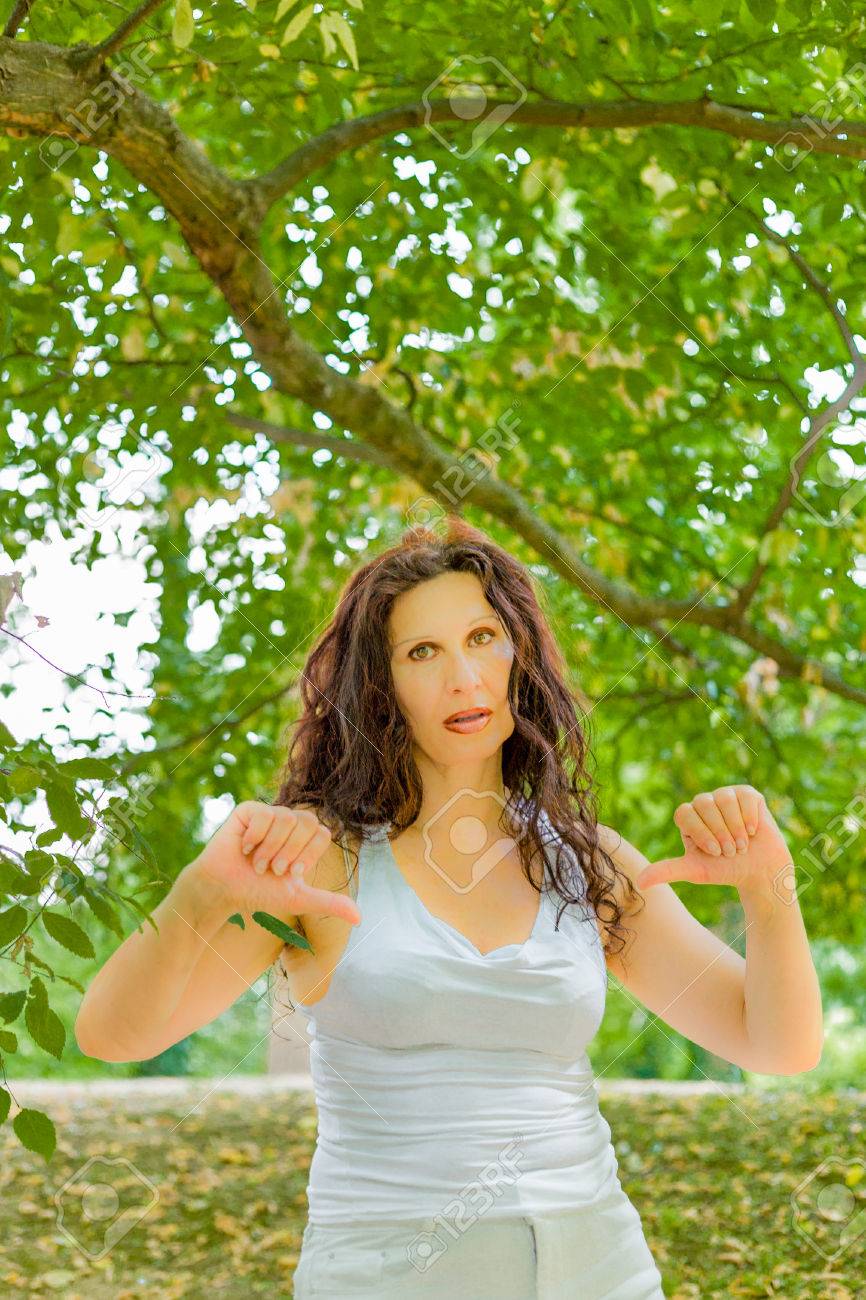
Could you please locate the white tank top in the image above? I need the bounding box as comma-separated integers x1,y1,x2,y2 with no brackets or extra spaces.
295,807,627,1225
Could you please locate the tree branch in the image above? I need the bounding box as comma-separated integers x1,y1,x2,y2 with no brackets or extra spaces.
2,37,865,706
704,363,809,415
612,24,837,91
117,677,298,774
88,0,169,64
251,94,866,212
225,412,393,468
0,37,260,267
3,0,34,39
725,198,866,614
0,622,175,706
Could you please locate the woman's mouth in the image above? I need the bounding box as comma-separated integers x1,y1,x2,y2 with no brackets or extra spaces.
443,709,492,733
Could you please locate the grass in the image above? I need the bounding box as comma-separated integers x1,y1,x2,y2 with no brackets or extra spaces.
1,1084,863,1297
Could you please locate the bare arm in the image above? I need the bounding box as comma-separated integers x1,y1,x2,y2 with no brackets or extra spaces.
75,801,358,1063
599,825,753,1070
738,877,823,1074
74,873,242,1062
599,818,821,1075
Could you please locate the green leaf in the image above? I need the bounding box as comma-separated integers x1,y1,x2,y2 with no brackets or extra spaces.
0,1087,10,1126
81,889,125,938
23,848,60,888
629,0,654,24
318,15,337,58
322,14,358,71
127,821,158,869
281,4,314,46
24,951,54,976
0,855,26,892
80,237,118,267
0,904,27,947
41,910,96,959
0,719,16,749
35,826,64,847
2,866,42,898
8,764,41,794
55,212,83,256
42,776,91,840
275,0,300,18
227,912,246,929
0,990,26,1023
57,757,115,779
251,910,312,951
172,0,195,49
0,1029,17,1052
12,1107,56,1162
25,987,66,1061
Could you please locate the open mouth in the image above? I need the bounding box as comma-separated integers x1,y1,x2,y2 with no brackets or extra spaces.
443,709,492,732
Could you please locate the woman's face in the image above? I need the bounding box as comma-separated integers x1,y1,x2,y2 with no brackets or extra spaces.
387,570,516,770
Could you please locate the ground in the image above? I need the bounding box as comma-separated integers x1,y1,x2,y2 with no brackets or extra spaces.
1,1080,862,1297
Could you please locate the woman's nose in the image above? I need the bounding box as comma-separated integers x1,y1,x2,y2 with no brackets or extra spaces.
446,656,483,690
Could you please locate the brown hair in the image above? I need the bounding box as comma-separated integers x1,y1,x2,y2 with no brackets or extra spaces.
274,516,643,958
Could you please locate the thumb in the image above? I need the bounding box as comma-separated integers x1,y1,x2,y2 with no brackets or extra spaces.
635,855,685,890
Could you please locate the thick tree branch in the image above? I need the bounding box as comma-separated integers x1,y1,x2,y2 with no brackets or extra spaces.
251,94,866,212
2,37,865,706
0,38,259,279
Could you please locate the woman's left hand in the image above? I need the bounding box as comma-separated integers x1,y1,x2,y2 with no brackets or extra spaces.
635,785,794,896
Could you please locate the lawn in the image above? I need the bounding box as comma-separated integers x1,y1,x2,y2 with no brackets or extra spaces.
1,1083,861,1297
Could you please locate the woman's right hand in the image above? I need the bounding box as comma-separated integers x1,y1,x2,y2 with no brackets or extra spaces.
178,800,361,928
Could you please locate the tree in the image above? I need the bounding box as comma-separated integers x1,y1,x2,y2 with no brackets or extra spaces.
1,0,864,1158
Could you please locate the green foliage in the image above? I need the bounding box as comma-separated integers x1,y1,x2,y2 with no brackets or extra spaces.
0,730,136,1152
1,0,864,1167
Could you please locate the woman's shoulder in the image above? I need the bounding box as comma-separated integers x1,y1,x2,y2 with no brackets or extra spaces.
596,821,624,857
594,821,654,911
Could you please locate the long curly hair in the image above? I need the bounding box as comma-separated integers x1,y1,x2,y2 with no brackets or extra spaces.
273,515,643,960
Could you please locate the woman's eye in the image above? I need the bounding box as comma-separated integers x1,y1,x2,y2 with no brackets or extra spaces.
408,629,494,661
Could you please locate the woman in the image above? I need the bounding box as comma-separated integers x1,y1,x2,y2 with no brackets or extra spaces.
76,518,822,1298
